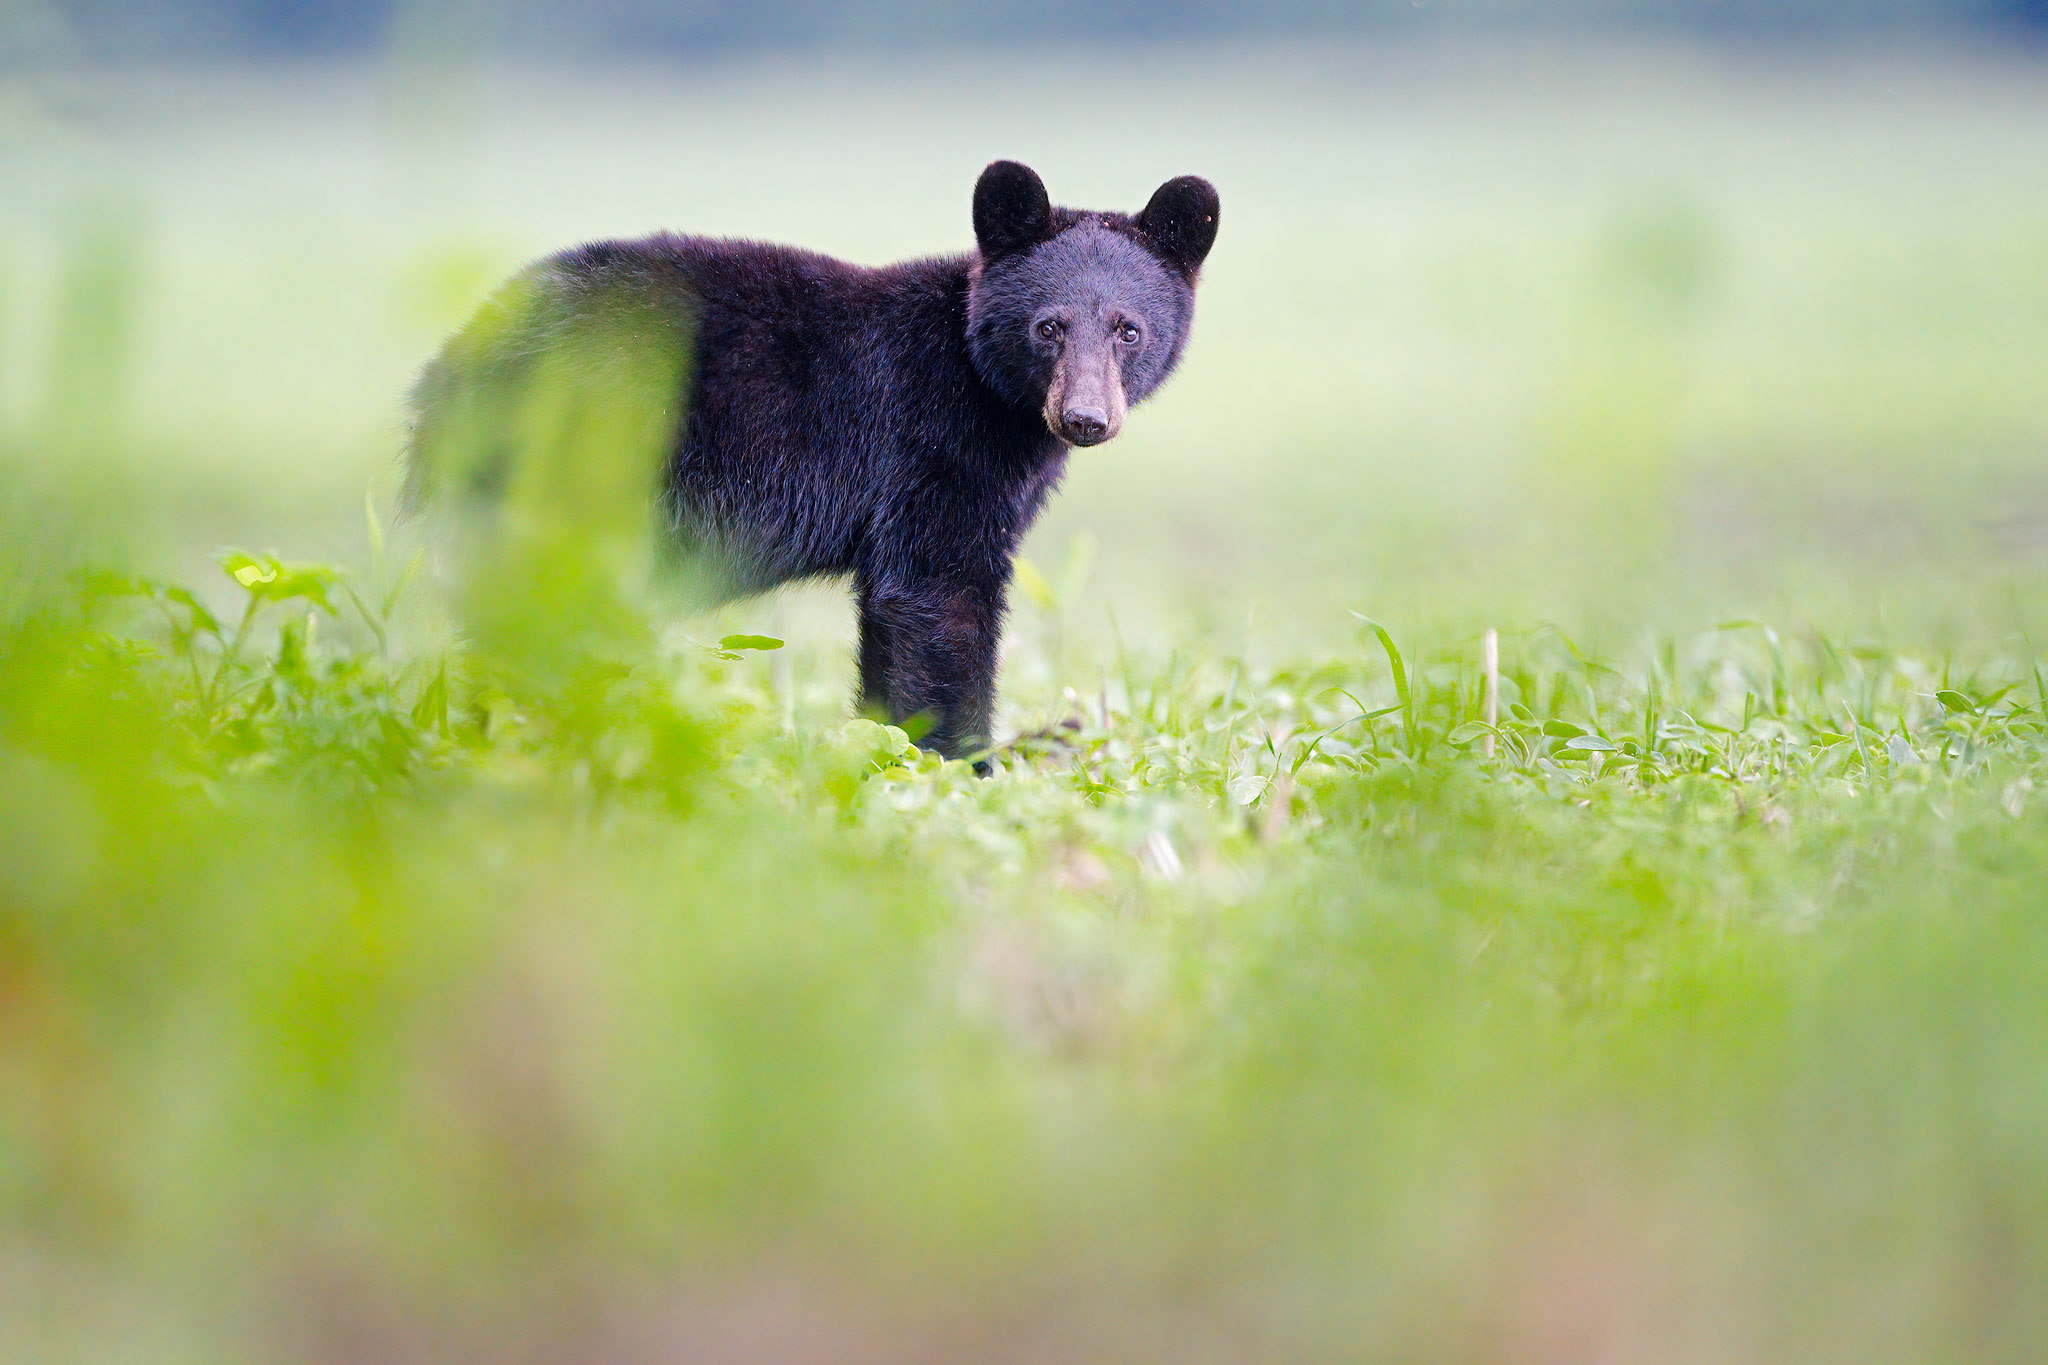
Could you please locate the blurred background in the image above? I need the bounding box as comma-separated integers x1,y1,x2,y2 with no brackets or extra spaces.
5,6,2048,1363
5,0,2046,652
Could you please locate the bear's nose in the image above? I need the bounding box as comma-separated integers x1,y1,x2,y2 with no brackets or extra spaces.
1063,408,1110,446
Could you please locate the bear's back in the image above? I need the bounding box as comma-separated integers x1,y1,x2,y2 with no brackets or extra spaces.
404,229,988,594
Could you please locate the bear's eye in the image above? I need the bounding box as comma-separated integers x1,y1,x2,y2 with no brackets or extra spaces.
1116,321,1142,346
1035,319,1062,342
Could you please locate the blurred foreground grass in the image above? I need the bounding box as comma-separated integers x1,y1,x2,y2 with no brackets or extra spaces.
4,523,2046,1361
4,39,2048,1363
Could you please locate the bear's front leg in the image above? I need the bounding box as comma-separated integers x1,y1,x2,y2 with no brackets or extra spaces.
856,571,1005,768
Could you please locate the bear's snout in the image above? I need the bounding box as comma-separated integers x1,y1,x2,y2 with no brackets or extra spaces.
1043,348,1128,448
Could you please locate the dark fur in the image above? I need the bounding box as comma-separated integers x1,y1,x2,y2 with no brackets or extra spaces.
408,161,1219,764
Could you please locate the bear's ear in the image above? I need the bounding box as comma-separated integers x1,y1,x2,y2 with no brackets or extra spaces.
973,160,1053,263
1136,175,1220,279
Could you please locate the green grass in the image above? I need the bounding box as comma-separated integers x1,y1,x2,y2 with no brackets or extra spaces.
4,534,2045,1360
5,40,2048,1363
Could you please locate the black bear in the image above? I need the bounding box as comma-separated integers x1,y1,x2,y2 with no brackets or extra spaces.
407,160,1219,765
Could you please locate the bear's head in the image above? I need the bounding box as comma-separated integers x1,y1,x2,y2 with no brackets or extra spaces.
966,160,1219,448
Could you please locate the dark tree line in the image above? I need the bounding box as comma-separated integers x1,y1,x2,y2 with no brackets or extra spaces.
33,0,2048,58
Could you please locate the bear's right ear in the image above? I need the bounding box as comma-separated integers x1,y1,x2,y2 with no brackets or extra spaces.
973,160,1053,263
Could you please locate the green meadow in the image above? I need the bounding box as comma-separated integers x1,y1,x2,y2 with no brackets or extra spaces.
4,41,2048,1361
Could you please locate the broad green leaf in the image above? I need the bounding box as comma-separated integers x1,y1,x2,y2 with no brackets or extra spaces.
218,550,340,612
162,586,222,637
1446,721,1495,746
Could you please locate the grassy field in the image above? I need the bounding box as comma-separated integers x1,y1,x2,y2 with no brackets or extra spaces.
4,40,2048,1362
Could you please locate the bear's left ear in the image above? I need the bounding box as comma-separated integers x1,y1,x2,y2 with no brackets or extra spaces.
974,160,1053,263
1137,175,1220,279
